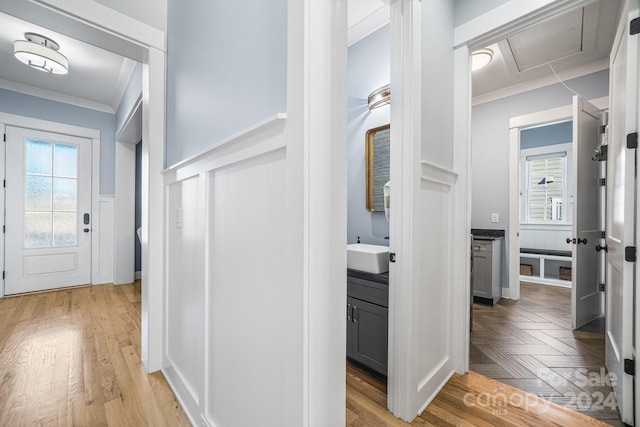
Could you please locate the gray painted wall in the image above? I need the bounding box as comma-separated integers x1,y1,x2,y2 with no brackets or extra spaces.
454,0,511,26
115,62,142,136
165,0,287,167
94,0,167,31
423,0,455,168
347,25,390,246
521,120,572,149
471,69,609,289
0,88,116,195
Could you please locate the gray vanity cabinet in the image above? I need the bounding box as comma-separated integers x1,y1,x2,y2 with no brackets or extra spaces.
472,237,502,305
347,273,388,376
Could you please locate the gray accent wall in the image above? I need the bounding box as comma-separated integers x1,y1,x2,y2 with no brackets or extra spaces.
347,25,390,246
165,0,287,167
520,120,572,149
423,0,455,169
471,69,609,289
454,0,511,26
0,88,116,195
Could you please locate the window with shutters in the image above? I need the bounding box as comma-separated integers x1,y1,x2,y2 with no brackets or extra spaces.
525,155,566,223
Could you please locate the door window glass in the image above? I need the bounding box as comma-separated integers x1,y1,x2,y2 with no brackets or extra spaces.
24,139,78,248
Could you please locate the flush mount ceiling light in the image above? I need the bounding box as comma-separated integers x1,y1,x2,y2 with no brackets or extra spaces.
14,33,69,75
368,84,391,110
471,48,493,71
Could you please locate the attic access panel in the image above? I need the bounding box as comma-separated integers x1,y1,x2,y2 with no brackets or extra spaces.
507,8,584,72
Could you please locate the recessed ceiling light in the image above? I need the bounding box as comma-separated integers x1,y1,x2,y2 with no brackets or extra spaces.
471,48,493,71
14,32,69,75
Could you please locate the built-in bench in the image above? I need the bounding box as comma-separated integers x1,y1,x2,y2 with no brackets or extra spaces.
520,247,572,287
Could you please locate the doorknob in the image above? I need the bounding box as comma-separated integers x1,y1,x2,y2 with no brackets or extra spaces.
577,238,588,245
566,238,576,244
596,244,608,252
566,238,572,244
83,228,90,233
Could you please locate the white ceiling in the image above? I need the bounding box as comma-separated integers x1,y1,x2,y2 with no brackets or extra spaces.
0,11,136,113
0,1,621,114
349,0,620,104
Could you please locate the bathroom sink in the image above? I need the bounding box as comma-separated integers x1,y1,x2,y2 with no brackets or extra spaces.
347,244,389,274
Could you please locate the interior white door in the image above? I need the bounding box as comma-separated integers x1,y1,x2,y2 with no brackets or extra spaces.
4,126,92,295
570,96,602,329
606,0,638,423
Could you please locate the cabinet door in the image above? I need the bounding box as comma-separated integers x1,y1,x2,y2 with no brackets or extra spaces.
346,297,353,358
350,298,388,376
473,251,491,297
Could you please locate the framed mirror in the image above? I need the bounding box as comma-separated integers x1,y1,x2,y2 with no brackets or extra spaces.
365,124,390,212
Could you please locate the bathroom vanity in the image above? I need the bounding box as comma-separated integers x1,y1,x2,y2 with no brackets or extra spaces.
346,268,388,377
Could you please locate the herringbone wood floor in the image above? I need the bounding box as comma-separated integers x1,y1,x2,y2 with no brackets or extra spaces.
471,281,624,426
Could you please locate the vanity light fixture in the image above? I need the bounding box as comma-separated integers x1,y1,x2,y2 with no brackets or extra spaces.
368,84,391,110
14,33,69,75
471,48,493,71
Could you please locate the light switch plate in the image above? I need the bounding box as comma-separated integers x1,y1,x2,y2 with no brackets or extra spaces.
491,213,499,223
176,208,183,228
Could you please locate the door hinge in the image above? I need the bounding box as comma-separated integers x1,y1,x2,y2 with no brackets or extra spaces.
2,271,4,280
601,231,606,238
2,225,4,233
3,179,5,188
389,252,396,263
624,358,635,376
631,17,640,35
627,132,638,149
2,134,5,142
599,283,605,292
599,178,606,186
625,246,636,262
598,144,608,161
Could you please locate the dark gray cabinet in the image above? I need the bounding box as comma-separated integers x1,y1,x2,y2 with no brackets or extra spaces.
347,273,388,376
472,238,502,305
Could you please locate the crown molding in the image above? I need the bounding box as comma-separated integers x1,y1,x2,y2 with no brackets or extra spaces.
0,78,115,113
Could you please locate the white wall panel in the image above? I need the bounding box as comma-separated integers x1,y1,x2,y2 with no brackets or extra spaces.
520,225,572,251
165,177,205,418
93,197,114,284
206,148,287,427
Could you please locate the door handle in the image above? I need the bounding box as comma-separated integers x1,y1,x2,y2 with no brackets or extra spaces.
596,244,608,252
83,213,90,225
566,238,576,244
577,238,587,245
83,228,90,233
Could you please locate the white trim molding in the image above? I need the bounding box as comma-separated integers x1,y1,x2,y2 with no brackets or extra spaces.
420,161,459,187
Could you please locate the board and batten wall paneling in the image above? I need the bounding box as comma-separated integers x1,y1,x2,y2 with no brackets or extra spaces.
93,197,115,284
206,148,287,426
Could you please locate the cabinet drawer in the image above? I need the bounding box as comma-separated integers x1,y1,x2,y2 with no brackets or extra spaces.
347,276,388,308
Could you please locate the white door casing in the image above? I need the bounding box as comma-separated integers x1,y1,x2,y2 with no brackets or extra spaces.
606,0,638,423
5,126,92,295
571,96,603,329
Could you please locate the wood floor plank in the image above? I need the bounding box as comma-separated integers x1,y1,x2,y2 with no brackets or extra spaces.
0,282,190,426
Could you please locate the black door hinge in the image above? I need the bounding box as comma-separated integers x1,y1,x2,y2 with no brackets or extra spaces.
2,271,4,280
601,231,606,238
625,246,636,262
599,178,606,186
598,144,608,161
389,253,396,263
627,132,638,148
3,179,5,188
599,283,605,292
2,134,5,142
2,225,4,233
624,358,635,375
631,17,640,35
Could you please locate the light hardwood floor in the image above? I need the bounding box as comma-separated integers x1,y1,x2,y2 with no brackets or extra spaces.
347,363,612,426
0,281,190,426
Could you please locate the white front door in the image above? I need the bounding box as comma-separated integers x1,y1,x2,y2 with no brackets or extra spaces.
4,126,92,295
571,96,602,329
605,0,638,423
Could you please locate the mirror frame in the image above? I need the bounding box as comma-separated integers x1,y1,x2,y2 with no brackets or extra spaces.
365,123,390,212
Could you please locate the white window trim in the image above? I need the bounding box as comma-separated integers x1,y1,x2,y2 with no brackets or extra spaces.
520,142,573,226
